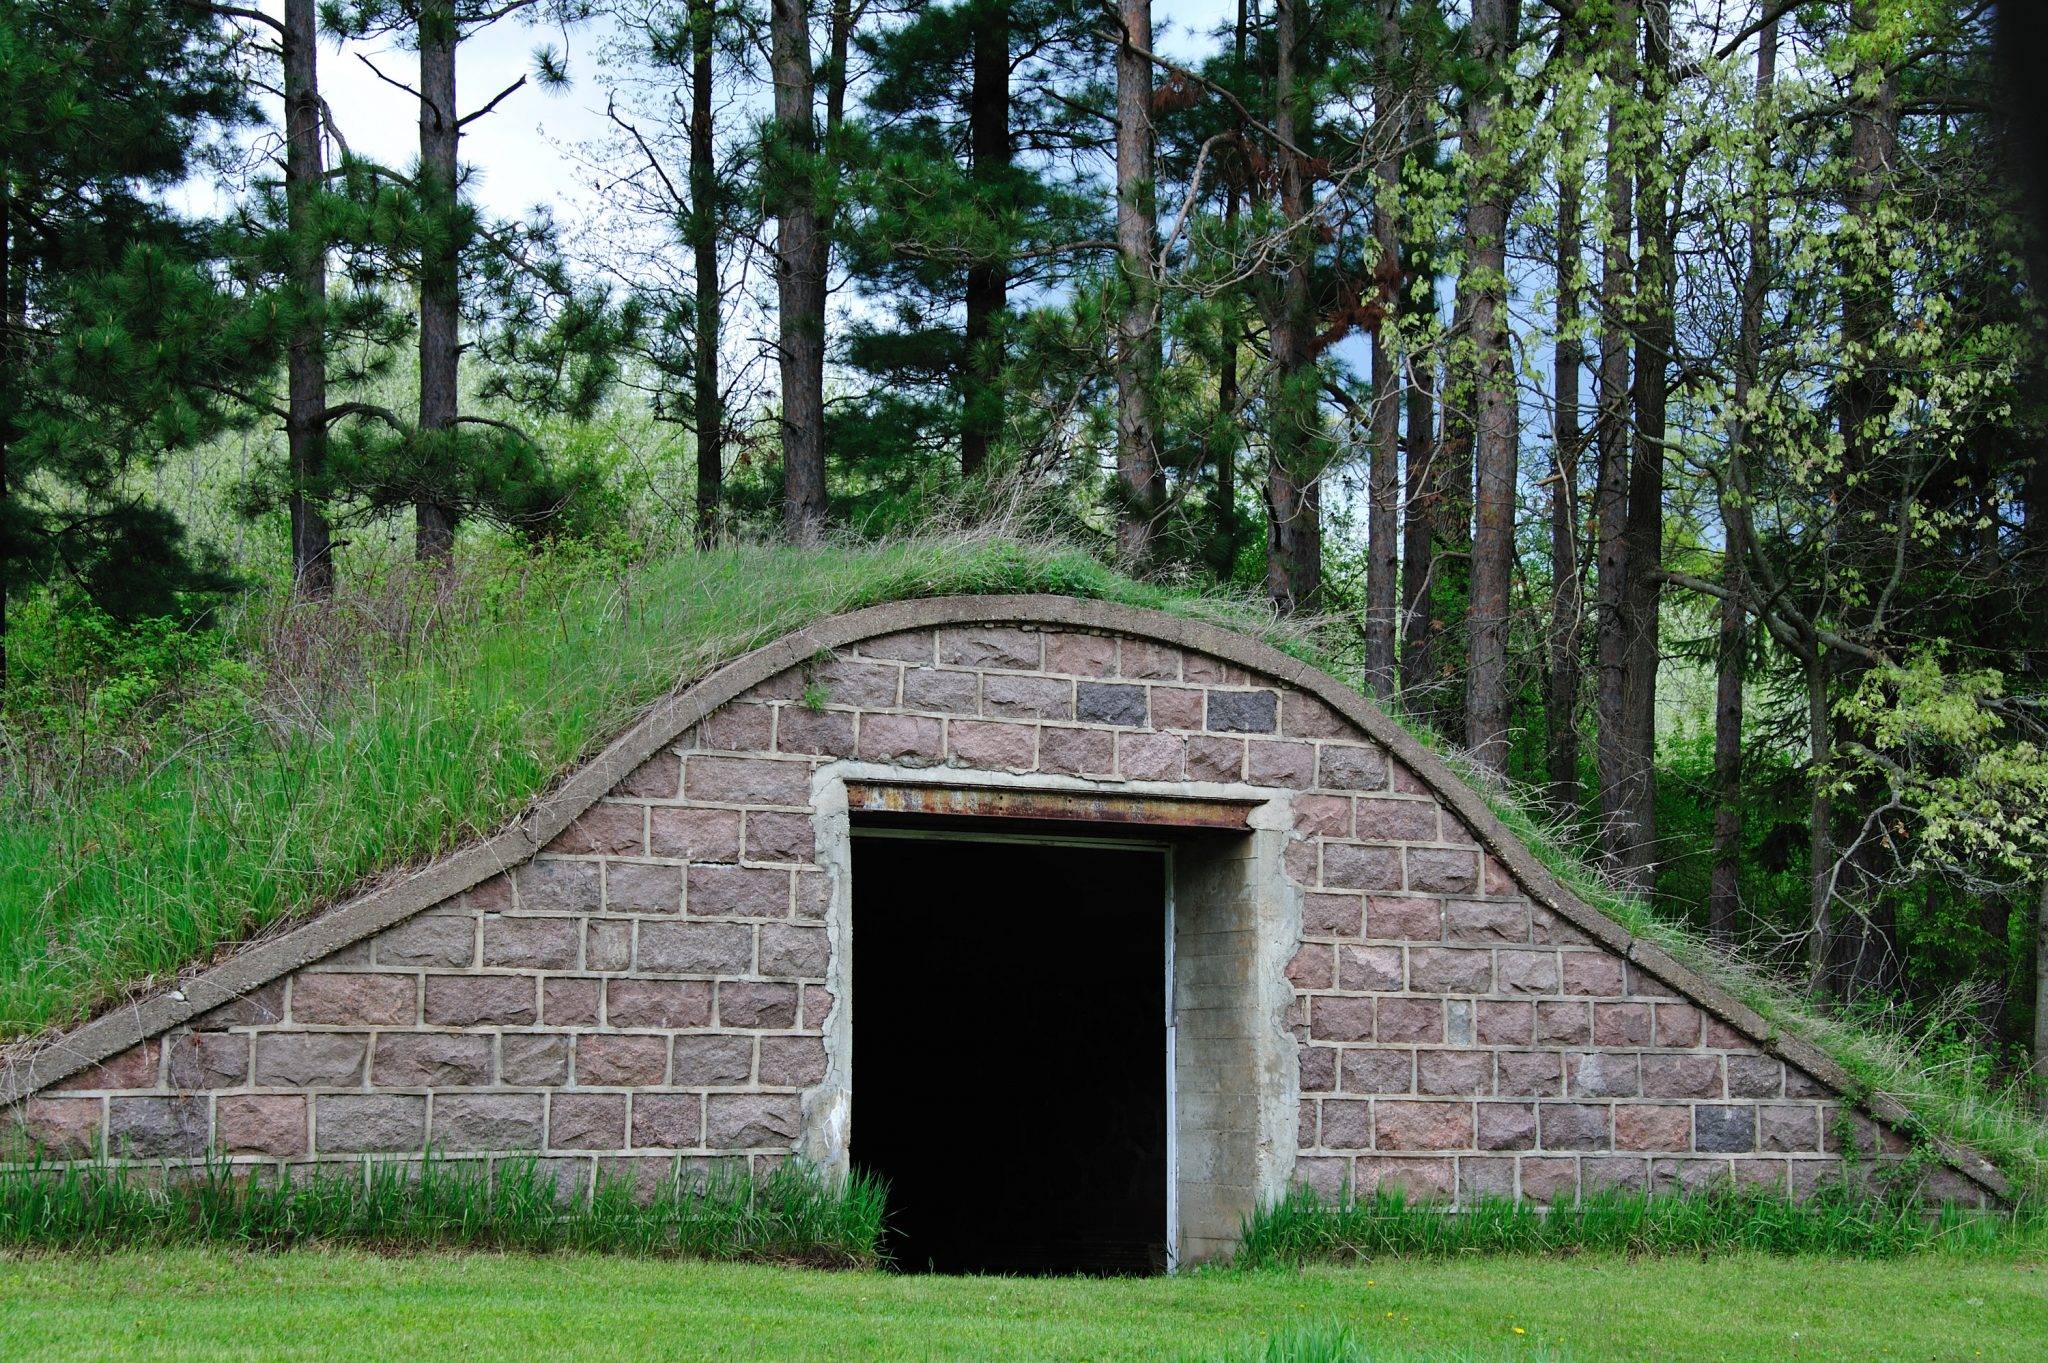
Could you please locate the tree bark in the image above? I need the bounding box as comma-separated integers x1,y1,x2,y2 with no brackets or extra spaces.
1210,0,1251,578
773,0,828,537
1616,0,1671,893
1361,0,1403,695
689,0,723,547
284,0,334,597
1265,0,1320,614
1462,0,1515,772
1113,0,1163,566
1710,15,1776,942
1594,0,1637,880
1216,190,1241,576
1547,138,1585,810
962,2,1009,478
2033,879,2048,1117
415,1,460,562
0,186,13,687
1398,92,1439,695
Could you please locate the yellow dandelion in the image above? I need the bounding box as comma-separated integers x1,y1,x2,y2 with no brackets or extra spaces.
1514,1328,1527,1336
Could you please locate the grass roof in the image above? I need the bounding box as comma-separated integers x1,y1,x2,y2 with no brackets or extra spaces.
2,532,2041,1198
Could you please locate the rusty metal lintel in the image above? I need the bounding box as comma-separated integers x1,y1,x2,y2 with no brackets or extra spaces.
844,782,1254,832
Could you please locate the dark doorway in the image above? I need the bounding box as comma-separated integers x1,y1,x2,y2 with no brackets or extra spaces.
851,833,1169,1275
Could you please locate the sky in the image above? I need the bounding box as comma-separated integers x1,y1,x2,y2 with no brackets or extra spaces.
270,1,1244,239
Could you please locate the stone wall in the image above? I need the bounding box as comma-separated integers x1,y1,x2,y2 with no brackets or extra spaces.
4,611,1993,1211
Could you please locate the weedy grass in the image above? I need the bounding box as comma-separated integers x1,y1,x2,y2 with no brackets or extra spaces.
0,1153,884,1263
1233,1184,2048,1267
1188,1322,1560,1363
0,532,1305,1038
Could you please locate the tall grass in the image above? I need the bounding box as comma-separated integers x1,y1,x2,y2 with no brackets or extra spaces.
0,532,1305,1037
0,1154,885,1263
1232,1185,2045,1268
1191,1323,1555,1363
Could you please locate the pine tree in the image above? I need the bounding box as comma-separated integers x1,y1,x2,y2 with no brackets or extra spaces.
323,0,621,559
0,0,266,680
837,0,1101,507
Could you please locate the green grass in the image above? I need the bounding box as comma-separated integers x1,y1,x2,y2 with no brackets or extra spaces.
1234,1186,2048,1267
0,1247,2040,1361
0,1156,883,1264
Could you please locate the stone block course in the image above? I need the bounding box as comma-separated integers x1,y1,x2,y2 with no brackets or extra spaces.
607,862,685,914
542,978,601,1026
107,1096,208,1158
435,1094,545,1152
374,1034,493,1088
606,979,713,1030
255,1032,368,1088
981,674,1071,719
775,706,857,756
550,1094,628,1151
317,1095,424,1153
858,714,944,766
483,917,581,971
637,922,752,976
947,719,1035,770
426,976,535,1028
376,915,476,969
217,1095,305,1156
649,807,744,861
518,860,601,912
501,1033,571,1086
166,1033,249,1090
575,1035,669,1088
685,756,810,805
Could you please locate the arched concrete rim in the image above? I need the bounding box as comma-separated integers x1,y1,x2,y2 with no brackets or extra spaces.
0,594,2010,1202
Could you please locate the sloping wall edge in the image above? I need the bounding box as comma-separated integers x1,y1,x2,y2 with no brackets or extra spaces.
0,594,2009,1201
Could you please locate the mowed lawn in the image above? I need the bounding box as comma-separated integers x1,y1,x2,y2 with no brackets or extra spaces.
2,1250,2044,1362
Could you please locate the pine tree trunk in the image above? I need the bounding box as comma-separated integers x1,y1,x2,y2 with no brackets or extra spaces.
1594,0,1637,881
2032,330,2048,1113
1,180,15,686
1216,189,1241,576
1617,0,1671,894
1710,17,1775,942
1462,0,1515,772
284,0,334,597
1265,0,1320,614
1210,0,1250,578
2033,879,2048,1117
1547,145,1584,809
1114,0,1163,566
690,0,722,547
1432,287,1473,728
416,2,460,562
962,6,1009,478
773,0,828,538
1398,84,1438,695
1362,0,1402,698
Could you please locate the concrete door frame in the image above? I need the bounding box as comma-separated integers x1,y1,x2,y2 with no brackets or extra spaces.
804,763,1302,1267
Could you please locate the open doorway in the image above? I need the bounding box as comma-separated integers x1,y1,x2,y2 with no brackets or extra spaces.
850,832,1169,1275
